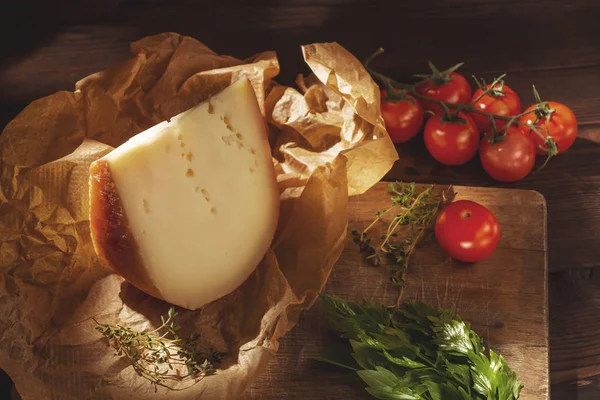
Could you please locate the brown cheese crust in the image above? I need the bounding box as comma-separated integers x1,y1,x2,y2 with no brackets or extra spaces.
89,159,161,300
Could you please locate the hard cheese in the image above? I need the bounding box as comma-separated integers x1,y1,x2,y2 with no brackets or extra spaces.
89,77,280,310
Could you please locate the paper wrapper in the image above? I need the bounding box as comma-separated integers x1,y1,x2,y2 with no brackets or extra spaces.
0,33,398,399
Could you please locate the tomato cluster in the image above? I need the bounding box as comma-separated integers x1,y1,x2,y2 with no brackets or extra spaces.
380,65,578,183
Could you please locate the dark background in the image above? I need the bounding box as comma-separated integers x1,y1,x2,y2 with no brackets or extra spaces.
1,0,600,398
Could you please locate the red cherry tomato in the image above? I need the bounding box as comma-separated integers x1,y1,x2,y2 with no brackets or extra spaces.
416,72,472,116
380,90,424,144
470,84,521,132
479,127,536,182
518,101,577,154
435,200,500,263
423,112,480,166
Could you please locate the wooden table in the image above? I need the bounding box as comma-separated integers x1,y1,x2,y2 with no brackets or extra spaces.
1,1,599,398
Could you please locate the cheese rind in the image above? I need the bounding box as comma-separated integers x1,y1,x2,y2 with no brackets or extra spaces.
89,159,162,299
89,78,279,310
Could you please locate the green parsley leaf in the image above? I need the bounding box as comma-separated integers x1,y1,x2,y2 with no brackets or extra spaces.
315,294,523,400
309,341,360,371
358,367,422,400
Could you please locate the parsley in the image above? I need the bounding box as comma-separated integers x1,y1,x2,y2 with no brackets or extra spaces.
314,294,523,400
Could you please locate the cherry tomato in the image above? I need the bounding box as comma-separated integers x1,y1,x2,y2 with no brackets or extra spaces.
435,200,500,263
518,101,577,154
423,112,479,166
479,127,536,182
470,84,521,132
380,90,424,144
416,72,472,116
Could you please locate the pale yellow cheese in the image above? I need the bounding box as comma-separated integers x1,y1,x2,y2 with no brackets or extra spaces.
91,77,279,310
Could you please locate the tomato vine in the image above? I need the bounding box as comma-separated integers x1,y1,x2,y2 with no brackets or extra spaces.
364,48,560,162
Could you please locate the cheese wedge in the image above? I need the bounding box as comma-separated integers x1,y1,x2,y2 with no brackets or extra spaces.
89,78,279,310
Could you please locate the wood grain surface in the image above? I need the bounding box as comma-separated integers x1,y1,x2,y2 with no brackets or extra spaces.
1,0,599,398
245,183,548,399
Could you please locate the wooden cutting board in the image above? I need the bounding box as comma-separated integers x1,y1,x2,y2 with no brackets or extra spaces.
245,183,549,400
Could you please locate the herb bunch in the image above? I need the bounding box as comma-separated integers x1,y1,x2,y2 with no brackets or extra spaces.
315,294,523,400
352,182,451,306
94,307,221,389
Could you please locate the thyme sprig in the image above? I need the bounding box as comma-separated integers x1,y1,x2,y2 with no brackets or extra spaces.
352,182,452,307
94,307,222,390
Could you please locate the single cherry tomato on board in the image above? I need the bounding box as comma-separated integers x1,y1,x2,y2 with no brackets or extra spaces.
380,89,424,144
470,80,521,133
423,112,479,166
415,62,472,116
435,200,500,263
519,101,577,155
479,127,536,183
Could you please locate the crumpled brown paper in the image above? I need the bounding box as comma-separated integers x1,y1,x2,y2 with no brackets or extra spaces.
0,33,397,399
